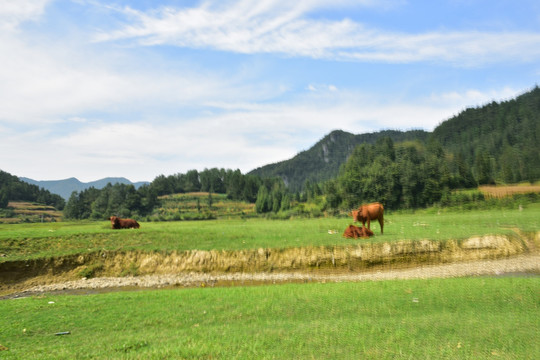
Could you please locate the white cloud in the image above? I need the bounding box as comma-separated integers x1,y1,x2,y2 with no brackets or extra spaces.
0,31,276,125
428,87,522,113
0,0,51,30
94,0,540,66
0,34,132,123
341,31,540,66
1,0,535,183
307,84,338,92
40,119,300,180
1,84,525,182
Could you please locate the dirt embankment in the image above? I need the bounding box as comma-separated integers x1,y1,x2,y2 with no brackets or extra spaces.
1,231,539,296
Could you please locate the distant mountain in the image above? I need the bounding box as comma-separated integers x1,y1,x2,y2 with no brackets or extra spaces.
19,177,149,200
248,129,429,192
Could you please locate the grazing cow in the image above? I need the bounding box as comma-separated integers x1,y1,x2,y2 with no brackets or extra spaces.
109,216,140,229
342,225,374,239
352,202,384,234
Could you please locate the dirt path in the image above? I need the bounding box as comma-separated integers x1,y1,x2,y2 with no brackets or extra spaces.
6,253,537,298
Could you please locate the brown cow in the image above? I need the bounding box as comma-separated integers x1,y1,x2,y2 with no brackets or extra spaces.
352,202,384,234
342,225,374,239
109,216,140,229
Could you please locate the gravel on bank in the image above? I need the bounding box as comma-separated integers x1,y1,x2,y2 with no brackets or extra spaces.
15,254,539,296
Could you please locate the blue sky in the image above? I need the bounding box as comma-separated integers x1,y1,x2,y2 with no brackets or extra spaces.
1,0,539,182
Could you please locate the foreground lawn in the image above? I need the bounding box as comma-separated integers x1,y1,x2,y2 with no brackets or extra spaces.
0,277,538,359
1,204,539,262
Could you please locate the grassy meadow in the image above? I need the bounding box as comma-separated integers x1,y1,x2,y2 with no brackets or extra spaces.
0,277,538,359
1,204,539,262
0,202,539,358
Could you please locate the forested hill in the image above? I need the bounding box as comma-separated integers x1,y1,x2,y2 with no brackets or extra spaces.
432,86,540,184
248,129,429,192
249,86,540,191
0,170,65,209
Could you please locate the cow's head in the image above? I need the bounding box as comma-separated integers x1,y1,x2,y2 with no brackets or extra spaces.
351,209,360,222
109,216,121,229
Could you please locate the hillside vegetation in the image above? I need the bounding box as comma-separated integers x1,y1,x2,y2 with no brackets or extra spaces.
433,86,540,184
1,86,539,220
251,86,540,191
249,129,429,192
0,171,64,211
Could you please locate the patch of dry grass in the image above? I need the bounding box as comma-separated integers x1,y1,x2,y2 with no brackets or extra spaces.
479,184,540,198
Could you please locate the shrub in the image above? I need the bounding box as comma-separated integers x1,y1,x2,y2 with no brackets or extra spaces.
78,263,104,278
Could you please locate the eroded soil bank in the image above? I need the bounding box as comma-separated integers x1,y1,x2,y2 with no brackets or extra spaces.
1,231,539,296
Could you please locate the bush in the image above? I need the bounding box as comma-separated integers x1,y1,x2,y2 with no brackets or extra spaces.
78,263,104,279
120,263,139,277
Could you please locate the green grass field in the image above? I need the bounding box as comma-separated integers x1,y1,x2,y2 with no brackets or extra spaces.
1,205,539,358
1,204,539,262
0,277,538,359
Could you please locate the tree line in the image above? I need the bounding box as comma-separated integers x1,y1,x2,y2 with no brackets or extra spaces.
3,87,539,219
149,168,262,202
34,125,540,220
325,137,476,211
63,183,158,220
62,168,288,219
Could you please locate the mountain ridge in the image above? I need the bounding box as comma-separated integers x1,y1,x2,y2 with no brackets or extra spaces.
248,129,429,192
249,86,540,191
16,86,540,198
19,177,149,200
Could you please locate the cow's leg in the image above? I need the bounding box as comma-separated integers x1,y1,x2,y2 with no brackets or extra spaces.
378,215,384,234
366,218,371,230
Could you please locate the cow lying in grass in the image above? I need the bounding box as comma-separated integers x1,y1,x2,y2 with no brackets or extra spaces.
342,224,374,239
109,216,140,229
